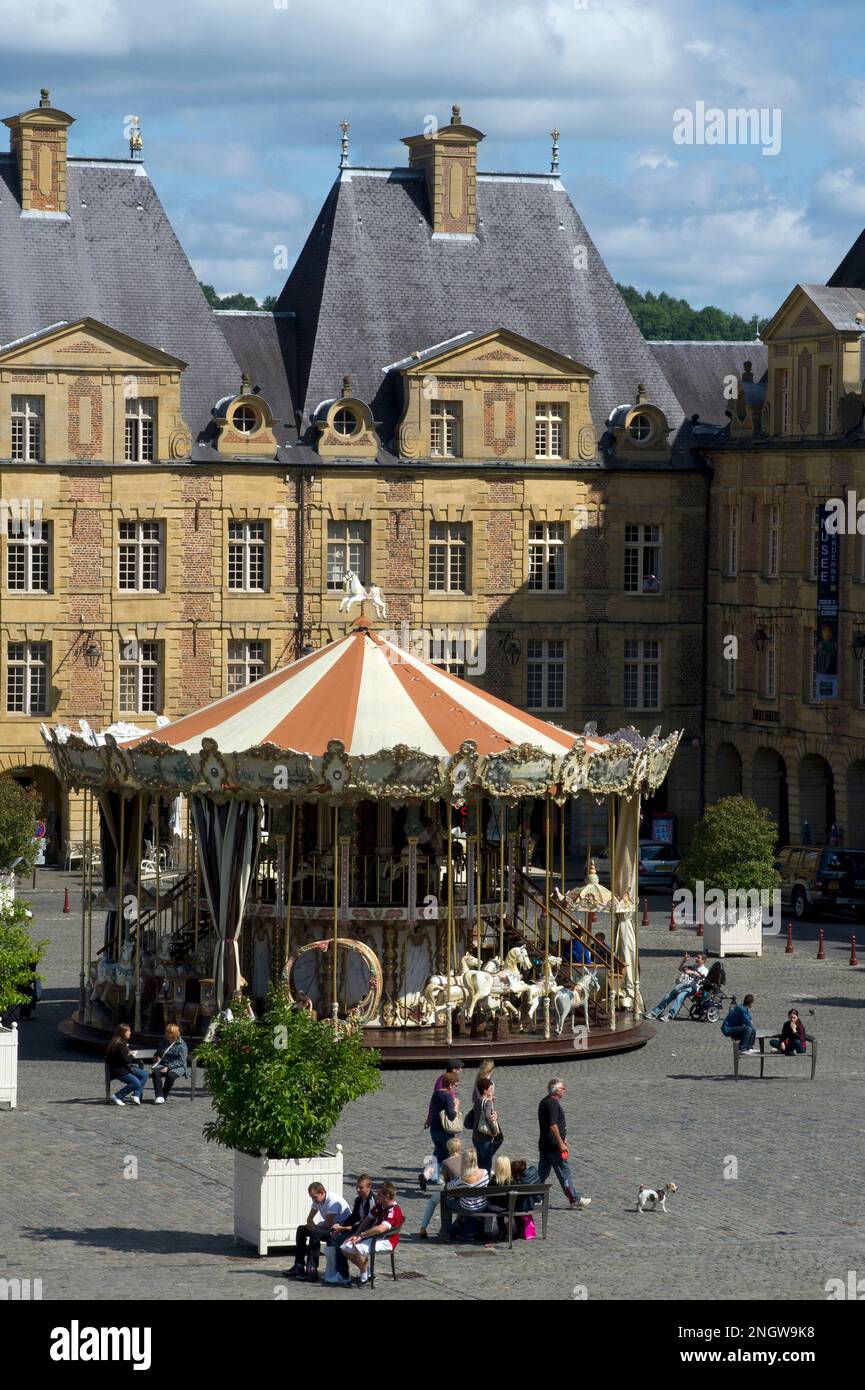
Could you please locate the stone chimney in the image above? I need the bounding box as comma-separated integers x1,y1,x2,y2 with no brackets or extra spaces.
3,89,75,215
401,105,484,236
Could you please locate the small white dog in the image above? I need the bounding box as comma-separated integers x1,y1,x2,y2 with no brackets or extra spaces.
637,1181,678,1213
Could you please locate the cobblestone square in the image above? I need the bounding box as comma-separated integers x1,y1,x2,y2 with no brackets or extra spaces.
2,873,863,1303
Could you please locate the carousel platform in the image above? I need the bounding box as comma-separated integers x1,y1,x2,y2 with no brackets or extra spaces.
58,1010,655,1065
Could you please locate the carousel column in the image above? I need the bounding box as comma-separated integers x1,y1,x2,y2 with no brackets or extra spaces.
466,803,476,950
273,832,287,986
134,793,144,1033
543,797,552,1040
85,792,95,1024
78,789,88,1015
608,795,618,1033
446,819,454,1046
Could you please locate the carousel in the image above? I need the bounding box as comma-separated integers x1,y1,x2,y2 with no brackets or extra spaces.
45,614,680,1062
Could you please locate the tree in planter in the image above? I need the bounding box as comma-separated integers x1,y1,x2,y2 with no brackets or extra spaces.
0,777,42,877
680,796,779,914
0,900,47,1022
198,991,381,1159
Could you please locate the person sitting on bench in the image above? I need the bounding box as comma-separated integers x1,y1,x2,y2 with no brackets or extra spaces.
285,1183,351,1283
771,1008,807,1055
325,1174,376,1284
722,994,757,1054
340,1181,404,1287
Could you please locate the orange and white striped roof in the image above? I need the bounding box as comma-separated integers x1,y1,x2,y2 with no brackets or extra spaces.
122,623,608,759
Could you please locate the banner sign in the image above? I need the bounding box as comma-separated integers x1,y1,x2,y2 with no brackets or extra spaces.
815,505,840,700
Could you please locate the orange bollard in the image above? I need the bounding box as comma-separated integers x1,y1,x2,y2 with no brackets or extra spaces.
850,935,859,967
785,923,794,954
668,903,677,932
641,897,649,927
63,886,70,914
816,928,826,960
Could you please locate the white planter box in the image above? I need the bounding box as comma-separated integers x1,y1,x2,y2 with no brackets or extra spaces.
0,1024,18,1109
704,906,763,958
234,1145,344,1255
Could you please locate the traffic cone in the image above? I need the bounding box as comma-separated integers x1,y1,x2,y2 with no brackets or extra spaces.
641,898,649,927
850,935,858,967
668,903,677,932
816,928,826,961
63,886,70,914
785,923,794,954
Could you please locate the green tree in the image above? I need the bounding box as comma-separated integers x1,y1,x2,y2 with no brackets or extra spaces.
198,992,381,1159
679,796,779,896
617,284,768,341
0,900,47,1018
0,777,42,875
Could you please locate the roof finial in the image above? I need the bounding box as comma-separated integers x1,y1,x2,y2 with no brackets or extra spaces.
39,88,51,108
129,115,143,160
451,104,461,125
341,374,352,398
339,119,350,168
241,370,253,394
550,128,560,175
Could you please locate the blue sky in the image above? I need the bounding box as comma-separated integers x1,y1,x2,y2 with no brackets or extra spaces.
1,0,863,317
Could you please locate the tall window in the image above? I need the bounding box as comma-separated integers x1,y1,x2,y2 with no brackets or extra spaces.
528,522,566,591
429,522,469,592
119,640,161,715
727,505,739,576
11,397,43,462
762,635,777,700
6,642,50,715
124,398,156,462
624,524,662,593
725,651,737,695
624,639,660,710
430,402,461,457
819,365,834,434
766,504,781,578
227,639,268,692
327,520,368,589
774,368,789,435
427,631,468,679
526,639,564,710
535,404,565,459
809,504,821,580
228,520,268,591
7,519,51,593
118,520,163,591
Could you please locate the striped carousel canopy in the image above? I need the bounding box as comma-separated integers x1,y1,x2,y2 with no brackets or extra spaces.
43,621,681,801
121,622,595,760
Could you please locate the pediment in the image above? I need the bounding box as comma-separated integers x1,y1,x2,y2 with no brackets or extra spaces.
400,329,595,381
0,317,187,372
761,287,842,343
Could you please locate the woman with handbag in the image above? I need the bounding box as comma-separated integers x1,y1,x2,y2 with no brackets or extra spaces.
472,1076,501,1173
428,1071,462,1166
150,1023,189,1103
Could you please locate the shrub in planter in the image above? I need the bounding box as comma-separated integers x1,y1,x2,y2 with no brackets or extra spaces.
0,899,47,1021
0,778,42,880
198,991,381,1159
679,796,779,955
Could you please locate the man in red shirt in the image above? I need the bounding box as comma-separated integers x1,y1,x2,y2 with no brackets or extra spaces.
339,1181,403,1286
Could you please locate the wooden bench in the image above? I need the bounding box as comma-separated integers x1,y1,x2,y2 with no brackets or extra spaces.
440,1183,550,1249
733,1029,817,1080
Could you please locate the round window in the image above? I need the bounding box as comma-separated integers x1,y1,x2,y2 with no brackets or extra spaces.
233,404,258,434
333,406,358,437
628,412,653,443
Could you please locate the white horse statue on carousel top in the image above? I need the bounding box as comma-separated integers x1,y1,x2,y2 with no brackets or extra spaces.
339,569,388,620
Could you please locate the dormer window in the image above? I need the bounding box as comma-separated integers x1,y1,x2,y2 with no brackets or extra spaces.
628,412,653,443
333,406,359,437
535,404,565,459
430,402,461,457
11,396,43,462
125,398,156,461
232,404,259,434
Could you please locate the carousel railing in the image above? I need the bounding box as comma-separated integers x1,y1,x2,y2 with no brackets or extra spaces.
516,875,626,1025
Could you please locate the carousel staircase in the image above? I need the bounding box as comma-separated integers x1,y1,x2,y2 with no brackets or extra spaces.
516,874,625,982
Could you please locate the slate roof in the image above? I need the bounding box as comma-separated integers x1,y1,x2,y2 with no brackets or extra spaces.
827,232,865,289
214,311,297,435
650,341,768,426
796,284,865,331
276,167,683,452
0,154,242,447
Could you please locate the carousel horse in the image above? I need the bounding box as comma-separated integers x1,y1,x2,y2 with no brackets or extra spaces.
554,969,601,1037
462,944,532,1021
338,569,388,619
422,953,479,1024
520,956,565,1027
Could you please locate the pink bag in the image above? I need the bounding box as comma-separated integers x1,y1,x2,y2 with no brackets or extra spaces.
520,1215,537,1240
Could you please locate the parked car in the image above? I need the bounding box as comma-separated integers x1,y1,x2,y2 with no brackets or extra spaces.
592,840,682,891
776,845,865,920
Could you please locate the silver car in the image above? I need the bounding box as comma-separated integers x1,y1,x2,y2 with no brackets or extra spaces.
592,841,682,891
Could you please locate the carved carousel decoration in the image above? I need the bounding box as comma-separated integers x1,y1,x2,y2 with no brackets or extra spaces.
44,597,681,1061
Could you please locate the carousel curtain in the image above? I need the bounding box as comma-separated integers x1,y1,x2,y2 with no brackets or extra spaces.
613,795,643,1012
97,792,144,953
192,796,260,1007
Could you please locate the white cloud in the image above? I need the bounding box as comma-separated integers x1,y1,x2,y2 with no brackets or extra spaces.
630,151,679,171
815,166,865,217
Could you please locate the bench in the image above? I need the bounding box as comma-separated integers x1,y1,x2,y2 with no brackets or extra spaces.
733,1029,817,1080
440,1183,551,1249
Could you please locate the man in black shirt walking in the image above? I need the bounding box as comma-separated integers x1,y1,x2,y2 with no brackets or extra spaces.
537,1078,591,1209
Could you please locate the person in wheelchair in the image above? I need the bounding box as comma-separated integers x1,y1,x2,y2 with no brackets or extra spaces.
688,960,726,1019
